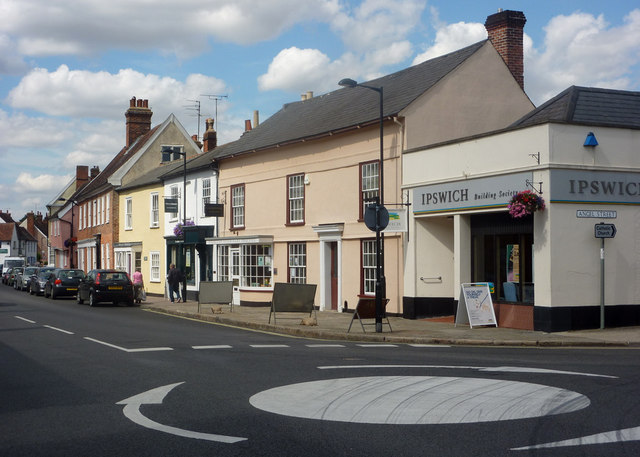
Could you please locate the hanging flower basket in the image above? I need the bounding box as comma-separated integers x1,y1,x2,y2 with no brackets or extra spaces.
173,220,195,237
507,190,545,218
63,238,76,248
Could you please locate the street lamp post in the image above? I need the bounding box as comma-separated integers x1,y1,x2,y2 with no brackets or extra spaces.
339,78,386,332
163,146,188,303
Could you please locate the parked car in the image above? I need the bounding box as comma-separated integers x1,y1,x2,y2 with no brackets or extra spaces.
14,266,38,291
77,269,135,306
29,267,57,295
7,267,23,288
44,269,85,299
2,267,13,285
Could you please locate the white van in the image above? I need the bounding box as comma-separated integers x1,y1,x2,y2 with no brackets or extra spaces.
1,256,26,275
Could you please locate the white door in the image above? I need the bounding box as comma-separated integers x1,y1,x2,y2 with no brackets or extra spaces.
230,248,240,305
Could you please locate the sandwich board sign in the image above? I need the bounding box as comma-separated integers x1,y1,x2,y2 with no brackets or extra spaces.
455,283,498,328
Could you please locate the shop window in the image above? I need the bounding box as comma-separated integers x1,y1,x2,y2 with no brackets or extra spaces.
217,245,230,281
241,244,272,287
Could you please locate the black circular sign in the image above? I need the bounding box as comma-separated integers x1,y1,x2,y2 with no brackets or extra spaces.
364,204,390,232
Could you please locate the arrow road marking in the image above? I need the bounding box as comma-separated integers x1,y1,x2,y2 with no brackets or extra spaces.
512,425,640,450
117,382,247,444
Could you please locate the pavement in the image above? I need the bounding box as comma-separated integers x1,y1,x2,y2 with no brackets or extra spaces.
141,295,640,347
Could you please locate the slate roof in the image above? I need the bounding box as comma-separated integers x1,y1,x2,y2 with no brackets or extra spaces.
510,86,640,129
117,158,185,191
159,40,488,180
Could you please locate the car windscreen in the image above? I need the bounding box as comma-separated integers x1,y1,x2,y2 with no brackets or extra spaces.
38,270,53,278
24,267,37,275
61,270,84,279
99,272,128,281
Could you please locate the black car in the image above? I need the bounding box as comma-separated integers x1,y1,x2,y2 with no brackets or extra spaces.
77,269,135,306
29,267,57,295
44,269,85,299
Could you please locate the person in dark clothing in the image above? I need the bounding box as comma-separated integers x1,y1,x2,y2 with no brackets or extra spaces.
167,263,182,303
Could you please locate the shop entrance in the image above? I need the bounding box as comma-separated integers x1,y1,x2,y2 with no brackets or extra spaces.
471,213,534,304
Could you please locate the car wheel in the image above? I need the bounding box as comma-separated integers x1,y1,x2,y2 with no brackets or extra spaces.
89,291,96,307
77,293,84,305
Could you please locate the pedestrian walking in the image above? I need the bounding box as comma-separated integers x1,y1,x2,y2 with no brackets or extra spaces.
167,263,182,303
132,268,144,304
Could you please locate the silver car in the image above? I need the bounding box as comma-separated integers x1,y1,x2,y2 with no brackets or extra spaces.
15,266,38,291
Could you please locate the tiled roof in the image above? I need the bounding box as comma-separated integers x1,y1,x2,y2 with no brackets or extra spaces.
117,159,184,191
159,40,487,179
0,223,13,241
16,225,36,242
510,86,640,129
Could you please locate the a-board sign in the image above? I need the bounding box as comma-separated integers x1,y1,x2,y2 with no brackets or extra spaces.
455,283,498,328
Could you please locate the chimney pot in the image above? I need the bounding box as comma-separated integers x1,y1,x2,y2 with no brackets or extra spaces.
125,97,153,147
90,166,100,178
203,118,217,152
253,110,259,127
245,119,252,132
485,10,526,89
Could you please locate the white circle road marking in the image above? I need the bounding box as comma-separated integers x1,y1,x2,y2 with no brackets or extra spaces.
249,376,589,424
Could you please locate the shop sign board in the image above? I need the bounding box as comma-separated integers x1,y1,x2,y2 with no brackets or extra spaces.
383,208,407,233
413,172,532,214
456,283,498,328
550,169,640,204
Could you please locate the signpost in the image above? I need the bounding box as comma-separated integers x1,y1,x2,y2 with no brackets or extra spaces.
595,222,616,329
364,202,389,333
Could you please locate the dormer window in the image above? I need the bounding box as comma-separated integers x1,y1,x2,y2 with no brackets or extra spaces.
161,145,183,162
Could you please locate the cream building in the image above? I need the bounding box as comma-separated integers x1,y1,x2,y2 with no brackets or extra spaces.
403,86,640,331
206,10,534,314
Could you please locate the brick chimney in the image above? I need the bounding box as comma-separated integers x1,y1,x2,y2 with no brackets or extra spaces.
485,10,526,89
75,165,89,191
125,97,152,147
203,118,217,152
244,119,252,132
90,166,100,179
26,212,35,236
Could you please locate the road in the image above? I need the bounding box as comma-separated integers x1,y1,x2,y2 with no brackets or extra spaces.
2,285,640,456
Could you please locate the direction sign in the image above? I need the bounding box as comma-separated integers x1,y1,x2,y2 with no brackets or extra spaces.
594,223,616,238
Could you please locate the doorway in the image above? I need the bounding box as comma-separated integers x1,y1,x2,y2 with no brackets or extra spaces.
471,213,534,303
230,247,240,305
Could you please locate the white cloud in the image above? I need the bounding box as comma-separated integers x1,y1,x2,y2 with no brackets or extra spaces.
258,0,427,94
0,34,28,74
526,9,640,104
6,66,227,120
0,0,343,58
16,172,72,192
258,47,333,92
412,21,487,65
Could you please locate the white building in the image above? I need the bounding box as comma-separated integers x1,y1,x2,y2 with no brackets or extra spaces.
403,86,640,332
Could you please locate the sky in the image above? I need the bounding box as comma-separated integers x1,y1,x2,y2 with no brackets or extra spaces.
0,0,639,220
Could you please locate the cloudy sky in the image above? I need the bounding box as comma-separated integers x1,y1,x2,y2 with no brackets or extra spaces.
0,0,638,220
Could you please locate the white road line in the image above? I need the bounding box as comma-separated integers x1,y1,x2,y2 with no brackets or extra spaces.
409,344,451,348
306,344,346,348
512,425,640,450
43,325,74,335
317,364,616,378
84,337,173,353
14,316,36,324
357,344,398,348
192,345,233,350
250,344,290,348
